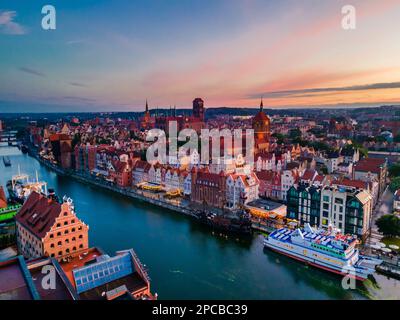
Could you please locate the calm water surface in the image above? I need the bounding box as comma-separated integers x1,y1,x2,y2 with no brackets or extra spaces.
1,147,399,299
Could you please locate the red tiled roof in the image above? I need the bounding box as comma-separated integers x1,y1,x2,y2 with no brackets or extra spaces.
354,158,386,174
333,178,368,190
16,192,61,239
256,170,274,181
301,169,317,181
196,172,223,185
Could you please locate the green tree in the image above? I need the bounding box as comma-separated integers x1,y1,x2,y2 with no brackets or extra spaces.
389,163,400,178
376,214,400,237
272,133,285,144
289,128,302,139
390,177,400,192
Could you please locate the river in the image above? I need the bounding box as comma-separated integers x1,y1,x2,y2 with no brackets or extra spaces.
1,147,399,299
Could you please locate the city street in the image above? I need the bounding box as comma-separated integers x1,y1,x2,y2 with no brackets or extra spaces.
368,187,394,243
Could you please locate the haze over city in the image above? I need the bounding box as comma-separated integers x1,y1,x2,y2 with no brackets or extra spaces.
1,0,400,112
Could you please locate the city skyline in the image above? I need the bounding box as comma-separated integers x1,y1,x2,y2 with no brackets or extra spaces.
1,0,400,112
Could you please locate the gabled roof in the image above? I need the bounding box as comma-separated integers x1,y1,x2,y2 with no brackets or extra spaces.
16,192,62,239
301,169,317,181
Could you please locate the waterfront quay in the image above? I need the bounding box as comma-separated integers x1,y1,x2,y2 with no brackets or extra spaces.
32,150,201,219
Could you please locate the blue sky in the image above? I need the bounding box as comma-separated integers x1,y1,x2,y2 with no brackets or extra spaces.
1,0,400,112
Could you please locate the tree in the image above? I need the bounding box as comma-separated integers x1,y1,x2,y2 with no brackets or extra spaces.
389,162,400,178
376,214,400,237
289,128,302,139
272,133,285,144
390,177,400,192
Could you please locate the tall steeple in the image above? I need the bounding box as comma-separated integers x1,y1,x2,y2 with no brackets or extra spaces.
260,97,264,111
145,99,149,113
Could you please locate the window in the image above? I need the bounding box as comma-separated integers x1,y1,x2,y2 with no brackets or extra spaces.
56,223,61,228
64,212,68,216
50,243,55,248
79,235,83,239
323,195,330,202
64,221,68,225
335,198,343,204
57,232,61,236
49,234,54,239
58,241,62,246
79,244,83,249
58,251,62,256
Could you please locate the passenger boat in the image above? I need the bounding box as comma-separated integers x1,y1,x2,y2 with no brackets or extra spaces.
6,170,48,204
264,223,382,281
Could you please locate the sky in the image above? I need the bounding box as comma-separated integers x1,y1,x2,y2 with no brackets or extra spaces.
1,0,400,112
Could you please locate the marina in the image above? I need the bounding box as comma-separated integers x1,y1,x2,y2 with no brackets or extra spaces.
1,146,400,299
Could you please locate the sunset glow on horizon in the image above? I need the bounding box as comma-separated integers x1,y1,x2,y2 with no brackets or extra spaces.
1,0,400,112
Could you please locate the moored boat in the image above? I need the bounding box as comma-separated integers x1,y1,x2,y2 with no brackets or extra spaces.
3,156,11,167
20,144,29,154
264,223,382,281
6,170,48,204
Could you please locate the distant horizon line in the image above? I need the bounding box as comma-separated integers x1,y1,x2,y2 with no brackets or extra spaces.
0,104,399,115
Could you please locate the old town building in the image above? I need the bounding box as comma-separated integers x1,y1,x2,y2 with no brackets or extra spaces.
191,169,226,208
16,192,89,260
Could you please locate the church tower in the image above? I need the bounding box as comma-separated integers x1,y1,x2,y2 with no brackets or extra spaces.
193,98,205,121
252,98,270,153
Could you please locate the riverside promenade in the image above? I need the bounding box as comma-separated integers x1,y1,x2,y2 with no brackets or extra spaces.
29,150,198,219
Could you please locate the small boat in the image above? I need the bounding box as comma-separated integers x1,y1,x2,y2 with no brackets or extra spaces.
3,156,11,167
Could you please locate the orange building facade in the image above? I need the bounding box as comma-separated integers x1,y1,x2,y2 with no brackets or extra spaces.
16,192,89,260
